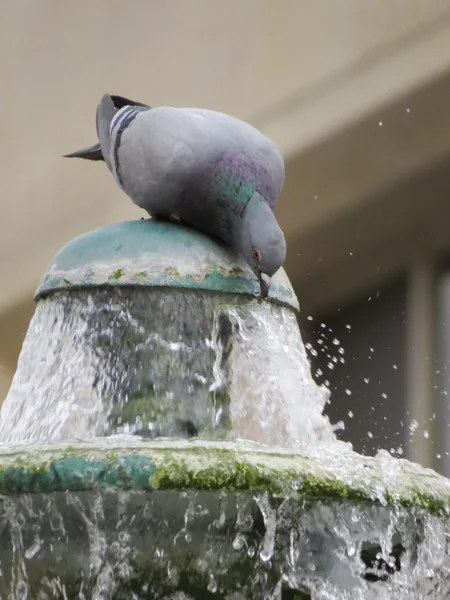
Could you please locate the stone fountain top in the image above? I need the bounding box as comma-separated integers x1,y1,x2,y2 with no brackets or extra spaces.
34,218,299,310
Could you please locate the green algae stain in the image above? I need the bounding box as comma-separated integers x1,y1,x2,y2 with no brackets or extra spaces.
384,488,448,516
147,455,449,515
147,457,369,502
111,268,125,280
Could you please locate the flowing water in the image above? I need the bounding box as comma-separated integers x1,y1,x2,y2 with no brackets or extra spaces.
4,489,449,599
0,288,334,445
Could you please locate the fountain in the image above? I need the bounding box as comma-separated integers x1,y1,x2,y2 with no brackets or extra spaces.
1,218,450,599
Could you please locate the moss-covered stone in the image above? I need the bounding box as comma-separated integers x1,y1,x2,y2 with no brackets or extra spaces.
0,454,155,494
0,440,449,516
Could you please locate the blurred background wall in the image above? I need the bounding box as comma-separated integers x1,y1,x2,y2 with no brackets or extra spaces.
2,0,450,472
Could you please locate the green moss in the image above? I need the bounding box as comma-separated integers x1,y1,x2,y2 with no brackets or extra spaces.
145,453,449,515
148,457,369,503
136,271,147,278
105,451,119,465
8,456,49,475
384,489,448,516
111,268,125,280
63,278,73,285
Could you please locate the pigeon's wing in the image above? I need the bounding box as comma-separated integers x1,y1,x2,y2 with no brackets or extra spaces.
113,108,198,215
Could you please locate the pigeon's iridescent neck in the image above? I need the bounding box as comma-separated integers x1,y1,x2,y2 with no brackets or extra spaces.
208,150,278,211
178,150,279,246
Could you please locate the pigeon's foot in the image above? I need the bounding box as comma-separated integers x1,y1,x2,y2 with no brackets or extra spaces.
150,213,170,221
150,213,184,224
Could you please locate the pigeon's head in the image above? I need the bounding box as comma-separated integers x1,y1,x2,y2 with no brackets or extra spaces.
239,195,286,299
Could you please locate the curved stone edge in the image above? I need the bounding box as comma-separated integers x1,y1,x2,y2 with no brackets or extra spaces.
33,220,299,311
0,439,449,515
34,269,298,311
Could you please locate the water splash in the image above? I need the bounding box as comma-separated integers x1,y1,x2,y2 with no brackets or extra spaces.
0,486,449,598
225,305,333,445
0,289,334,445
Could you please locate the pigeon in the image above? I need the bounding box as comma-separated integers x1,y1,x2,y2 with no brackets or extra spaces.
64,94,287,298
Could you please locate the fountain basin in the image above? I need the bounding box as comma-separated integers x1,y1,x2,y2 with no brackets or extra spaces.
1,438,450,599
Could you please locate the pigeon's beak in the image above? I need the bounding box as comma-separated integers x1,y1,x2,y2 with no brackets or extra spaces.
258,272,272,299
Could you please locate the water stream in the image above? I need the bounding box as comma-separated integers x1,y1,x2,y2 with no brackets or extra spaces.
0,288,334,445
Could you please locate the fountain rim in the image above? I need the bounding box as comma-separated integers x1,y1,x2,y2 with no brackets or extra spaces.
0,438,448,515
33,219,299,311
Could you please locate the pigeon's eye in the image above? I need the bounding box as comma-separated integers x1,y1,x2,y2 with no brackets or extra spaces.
251,247,261,262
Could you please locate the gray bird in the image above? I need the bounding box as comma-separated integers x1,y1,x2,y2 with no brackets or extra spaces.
64,94,286,298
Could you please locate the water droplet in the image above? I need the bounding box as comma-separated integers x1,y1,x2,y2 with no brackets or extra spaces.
233,533,246,550
207,574,218,593
409,419,419,434
260,548,272,562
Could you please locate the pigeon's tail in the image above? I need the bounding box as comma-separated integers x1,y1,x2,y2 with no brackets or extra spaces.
63,143,104,161
62,93,150,163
